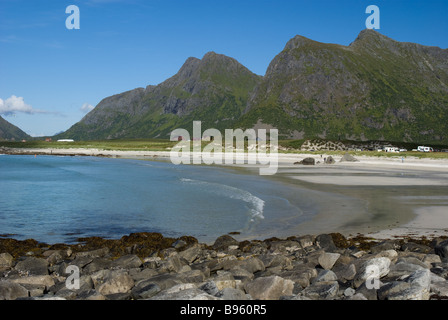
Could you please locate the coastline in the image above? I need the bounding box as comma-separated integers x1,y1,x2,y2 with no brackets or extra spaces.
1,147,448,242
2,147,448,301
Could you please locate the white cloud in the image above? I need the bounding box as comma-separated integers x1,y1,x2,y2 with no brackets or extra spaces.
80,103,95,113
0,95,40,115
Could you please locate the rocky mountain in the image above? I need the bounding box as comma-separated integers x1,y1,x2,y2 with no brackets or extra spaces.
0,116,30,141
59,52,262,140
238,29,448,142
58,30,448,144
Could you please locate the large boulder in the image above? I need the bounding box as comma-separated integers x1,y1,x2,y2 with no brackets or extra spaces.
435,239,448,260
301,157,315,165
318,252,341,270
0,281,29,300
244,276,294,300
354,257,391,288
302,281,339,300
14,257,49,276
212,235,239,251
324,156,336,164
97,271,134,295
340,153,359,162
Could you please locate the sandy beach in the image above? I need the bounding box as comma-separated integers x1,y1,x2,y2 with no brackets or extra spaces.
3,147,448,241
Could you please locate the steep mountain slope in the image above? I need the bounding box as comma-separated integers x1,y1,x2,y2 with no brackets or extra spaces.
58,30,448,144
59,52,262,140
238,30,448,143
0,116,30,141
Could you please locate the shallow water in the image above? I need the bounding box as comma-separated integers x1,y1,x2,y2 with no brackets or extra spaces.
0,155,317,244
1,155,446,244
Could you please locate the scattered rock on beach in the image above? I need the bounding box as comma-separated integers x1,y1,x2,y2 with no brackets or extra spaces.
301,157,315,165
1,232,448,300
324,156,335,164
340,153,359,162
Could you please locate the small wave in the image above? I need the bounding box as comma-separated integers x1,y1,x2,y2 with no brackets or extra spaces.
180,177,265,220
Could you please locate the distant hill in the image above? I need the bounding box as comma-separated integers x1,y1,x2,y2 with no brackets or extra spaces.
58,30,448,144
0,116,30,141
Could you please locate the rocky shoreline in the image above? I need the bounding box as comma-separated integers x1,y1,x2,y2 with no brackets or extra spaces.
1,232,448,300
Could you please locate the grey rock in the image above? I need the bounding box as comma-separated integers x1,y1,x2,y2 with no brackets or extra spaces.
343,287,356,297
300,157,315,165
371,240,401,253
233,257,265,274
150,287,220,300
212,235,239,251
199,281,220,296
97,271,134,295
112,254,142,269
178,244,202,264
11,275,55,288
378,270,431,300
339,153,359,162
69,256,94,269
404,269,431,294
105,292,132,300
228,267,255,282
295,235,315,249
136,273,182,291
83,258,113,273
172,239,187,249
159,255,185,273
354,257,391,288
77,289,107,300
324,156,336,164
245,276,294,300
177,269,206,283
430,281,448,296
318,252,341,270
14,257,48,276
280,265,318,288
260,254,292,270
302,281,339,300
435,240,448,259
401,242,432,253
216,287,248,300
129,268,158,282
333,263,356,282
143,257,162,269
423,254,442,265
313,270,338,283
315,234,337,252
397,257,430,269
378,281,410,300
18,295,67,300
388,261,425,278
0,281,29,300
0,253,14,268
355,282,378,300
131,283,161,300
76,247,110,259
347,293,368,300
46,251,65,266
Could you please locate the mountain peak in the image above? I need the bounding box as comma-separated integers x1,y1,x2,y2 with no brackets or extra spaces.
350,29,395,47
283,35,316,50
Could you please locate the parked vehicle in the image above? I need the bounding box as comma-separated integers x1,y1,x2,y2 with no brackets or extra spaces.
417,146,433,152
384,147,400,153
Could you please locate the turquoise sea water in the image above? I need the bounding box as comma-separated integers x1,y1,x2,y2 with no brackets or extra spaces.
0,155,317,244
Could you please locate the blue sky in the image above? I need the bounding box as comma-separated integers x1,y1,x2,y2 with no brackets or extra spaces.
1,0,447,137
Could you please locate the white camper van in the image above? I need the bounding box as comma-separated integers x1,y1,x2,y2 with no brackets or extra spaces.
417,146,433,153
